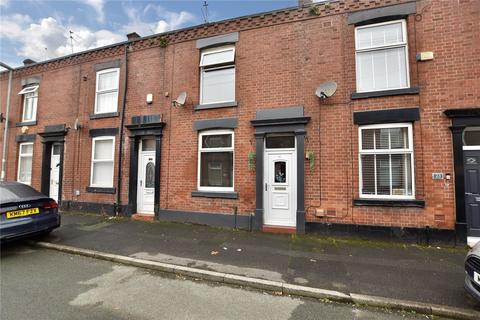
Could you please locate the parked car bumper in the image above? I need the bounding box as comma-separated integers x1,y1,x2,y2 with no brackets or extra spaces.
0,213,61,242
465,273,480,301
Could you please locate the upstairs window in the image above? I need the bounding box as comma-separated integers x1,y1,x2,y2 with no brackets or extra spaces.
198,130,234,191
200,45,235,105
95,68,119,114
359,123,414,199
355,20,409,93
18,85,39,122
90,137,115,188
17,142,33,185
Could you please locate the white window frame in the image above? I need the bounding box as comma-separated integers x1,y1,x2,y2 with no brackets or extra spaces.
18,85,39,122
17,142,34,185
355,19,410,93
90,136,115,188
199,45,236,105
358,123,415,199
197,129,234,192
94,68,120,114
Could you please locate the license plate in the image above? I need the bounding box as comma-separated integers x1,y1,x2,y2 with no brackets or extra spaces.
6,208,40,219
474,272,480,285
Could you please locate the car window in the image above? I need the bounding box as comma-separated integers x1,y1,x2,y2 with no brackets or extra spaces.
0,183,45,204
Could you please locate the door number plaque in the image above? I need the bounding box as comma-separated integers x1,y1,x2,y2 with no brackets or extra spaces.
432,173,444,180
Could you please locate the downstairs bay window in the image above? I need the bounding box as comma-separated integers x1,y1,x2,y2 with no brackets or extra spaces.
359,123,414,199
198,130,234,191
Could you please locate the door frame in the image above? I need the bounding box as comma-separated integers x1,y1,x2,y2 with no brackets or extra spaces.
126,118,165,217
38,125,68,205
263,148,297,227
251,106,310,234
137,143,156,214
445,108,480,244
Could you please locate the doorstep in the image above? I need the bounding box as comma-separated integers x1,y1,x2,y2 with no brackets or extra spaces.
131,213,155,222
262,225,296,234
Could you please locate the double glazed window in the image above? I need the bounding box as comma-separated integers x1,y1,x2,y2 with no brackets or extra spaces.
90,137,115,188
17,143,33,185
95,68,120,114
359,123,414,199
200,46,235,105
198,130,234,191
355,20,409,93
18,85,39,122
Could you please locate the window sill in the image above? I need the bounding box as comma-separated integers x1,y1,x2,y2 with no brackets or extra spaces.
191,191,238,199
16,120,37,127
353,198,425,208
90,112,120,120
194,101,238,111
351,87,420,100
86,186,116,194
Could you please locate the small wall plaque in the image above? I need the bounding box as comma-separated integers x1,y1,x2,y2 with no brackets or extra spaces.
432,173,444,180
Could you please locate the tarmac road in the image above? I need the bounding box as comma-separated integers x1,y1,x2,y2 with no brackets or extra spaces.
0,243,441,320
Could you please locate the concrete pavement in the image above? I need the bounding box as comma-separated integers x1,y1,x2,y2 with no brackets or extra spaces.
1,244,433,320
25,212,480,313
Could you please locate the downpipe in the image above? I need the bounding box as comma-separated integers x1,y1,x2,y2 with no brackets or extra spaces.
115,44,129,215
1,66,13,181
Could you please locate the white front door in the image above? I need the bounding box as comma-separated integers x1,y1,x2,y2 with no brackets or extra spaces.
137,149,156,214
49,144,61,202
264,151,296,227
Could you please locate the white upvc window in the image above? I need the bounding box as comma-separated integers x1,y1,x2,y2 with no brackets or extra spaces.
18,85,39,122
200,45,235,105
94,68,120,114
359,123,415,199
17,142,34,185
355,20,409,93
198,130,234,191
90,136,115,188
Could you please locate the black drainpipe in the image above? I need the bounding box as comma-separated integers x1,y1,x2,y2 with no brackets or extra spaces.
115,44,129,215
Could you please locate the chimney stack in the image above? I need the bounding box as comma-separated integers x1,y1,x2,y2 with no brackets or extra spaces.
127,32,141,41
23,59,36,66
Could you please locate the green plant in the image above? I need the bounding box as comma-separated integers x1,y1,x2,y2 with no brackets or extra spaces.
309,6,321,15
309,2,330,16
307,151,315,172
159,37,169,48
248,152,256,171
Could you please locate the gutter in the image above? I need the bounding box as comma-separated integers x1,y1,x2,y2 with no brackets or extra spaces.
0,62,13,181
115,44,129,215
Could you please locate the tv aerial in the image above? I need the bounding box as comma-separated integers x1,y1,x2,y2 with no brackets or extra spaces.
315,81,337,99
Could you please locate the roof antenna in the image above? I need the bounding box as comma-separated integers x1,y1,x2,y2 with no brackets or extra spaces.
69,30,74,54
201,1,209,23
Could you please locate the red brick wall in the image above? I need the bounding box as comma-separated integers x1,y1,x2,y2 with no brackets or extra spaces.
0,0,479,230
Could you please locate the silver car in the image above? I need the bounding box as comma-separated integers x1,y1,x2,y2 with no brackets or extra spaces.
465,241,480,301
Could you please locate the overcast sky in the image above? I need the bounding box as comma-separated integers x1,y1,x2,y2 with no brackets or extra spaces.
0,0,296,68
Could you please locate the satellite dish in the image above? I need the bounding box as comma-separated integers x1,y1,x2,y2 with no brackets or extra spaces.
172,92,187,107
315,81,337,99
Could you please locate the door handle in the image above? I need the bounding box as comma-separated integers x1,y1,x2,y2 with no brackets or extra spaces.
265,183,268,191
140,180,142,187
